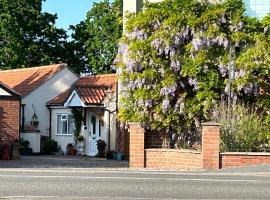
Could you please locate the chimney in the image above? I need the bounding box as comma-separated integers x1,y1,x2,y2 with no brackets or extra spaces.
123,0,143,30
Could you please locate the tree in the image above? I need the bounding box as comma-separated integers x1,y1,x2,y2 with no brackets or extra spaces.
116,0,270,132
0,0,68,70
85,0,123,74
64,21,90,74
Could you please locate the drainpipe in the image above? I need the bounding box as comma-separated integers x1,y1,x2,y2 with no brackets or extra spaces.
49,107,52,139
19,101,23,139
21,104,25,133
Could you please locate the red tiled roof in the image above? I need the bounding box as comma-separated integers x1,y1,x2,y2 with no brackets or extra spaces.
47,74,117,106
0,64,65,96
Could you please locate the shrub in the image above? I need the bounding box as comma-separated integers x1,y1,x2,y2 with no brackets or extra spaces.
212,102,270,152
42,139,59,155
19,139,29,148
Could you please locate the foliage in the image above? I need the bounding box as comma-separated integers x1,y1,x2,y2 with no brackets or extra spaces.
42,139,59,155
72,109,84,145
85,0,123,74
212,102,270,152
0,0,68,70
19,139,29,148
96,139,106,150
116,0,270,133
66,21,90,74
96,139,106,158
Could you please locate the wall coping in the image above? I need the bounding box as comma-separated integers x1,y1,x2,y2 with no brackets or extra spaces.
220,152,270,156
201,121,220,126
145,148,201,154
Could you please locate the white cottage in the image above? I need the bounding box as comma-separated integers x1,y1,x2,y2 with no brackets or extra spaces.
0,64,78,152
47,74,118,156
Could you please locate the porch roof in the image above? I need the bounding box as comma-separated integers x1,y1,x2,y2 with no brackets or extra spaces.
47,74,117,106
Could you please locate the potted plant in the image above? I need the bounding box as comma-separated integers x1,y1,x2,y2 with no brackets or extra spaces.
96,139,106,158
66,143,77,156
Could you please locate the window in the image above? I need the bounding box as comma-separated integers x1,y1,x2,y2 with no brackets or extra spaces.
244,0,270,19
57,114,74,135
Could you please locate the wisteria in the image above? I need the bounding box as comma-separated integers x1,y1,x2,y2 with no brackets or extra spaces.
162,99,170,113
127,28,148,40
118,43,128,55
117,0,268,131
234,69,246,79
170,60,181,72
145,99,153,108
160,84,177,96
188,78,199,90
218,63,228,77
126,79,144,90
192,35,229,51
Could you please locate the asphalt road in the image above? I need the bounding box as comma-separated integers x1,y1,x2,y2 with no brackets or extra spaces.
0,168,270,200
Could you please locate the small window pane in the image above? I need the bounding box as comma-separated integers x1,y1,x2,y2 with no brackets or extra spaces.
57,115,61,134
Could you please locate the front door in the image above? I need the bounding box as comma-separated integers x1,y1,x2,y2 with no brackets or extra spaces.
89,114,99,156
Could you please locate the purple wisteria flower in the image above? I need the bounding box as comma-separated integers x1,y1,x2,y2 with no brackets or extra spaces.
234,69,246,79
162,99,170,113
170,60,181,72
145,99,153,108
152,20,161,30
118,43,128,55
188,78,199,90
128,28,147,40
160,84,177,97
192,35,229,51
126,79,144,90
218,63,228,77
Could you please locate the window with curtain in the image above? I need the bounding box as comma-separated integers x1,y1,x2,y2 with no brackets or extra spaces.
56,114,74,135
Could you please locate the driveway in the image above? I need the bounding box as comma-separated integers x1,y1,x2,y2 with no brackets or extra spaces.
0,155,128,169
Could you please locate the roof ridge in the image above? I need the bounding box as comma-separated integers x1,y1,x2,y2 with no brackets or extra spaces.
80,73,117,79
0,64,65,73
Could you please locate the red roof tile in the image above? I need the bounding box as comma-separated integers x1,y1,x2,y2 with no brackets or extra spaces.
0,64,65,96
47,74,117,106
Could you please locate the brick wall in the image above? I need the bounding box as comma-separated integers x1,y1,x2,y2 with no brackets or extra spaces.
145,149,202,169
129,124,144,168
202,122,220,169
0,99,20,144
220,152,270,168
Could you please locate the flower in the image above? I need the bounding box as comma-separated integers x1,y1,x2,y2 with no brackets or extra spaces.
162,99,170,113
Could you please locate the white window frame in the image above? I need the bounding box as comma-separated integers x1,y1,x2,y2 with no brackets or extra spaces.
56,113,74,136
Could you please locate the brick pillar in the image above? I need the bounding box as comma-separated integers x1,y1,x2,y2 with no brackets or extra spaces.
202,122,220,170
129,123,145,168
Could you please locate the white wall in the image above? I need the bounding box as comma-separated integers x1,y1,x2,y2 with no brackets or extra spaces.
22,68,78,136
0,88,11,96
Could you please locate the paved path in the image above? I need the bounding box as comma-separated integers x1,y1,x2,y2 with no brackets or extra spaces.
0,155,128,168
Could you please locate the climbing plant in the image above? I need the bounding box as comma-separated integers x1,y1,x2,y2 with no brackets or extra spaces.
116,0,270,132
72,109,84,145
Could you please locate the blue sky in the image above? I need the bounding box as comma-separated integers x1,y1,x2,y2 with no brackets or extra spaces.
42,0,101,31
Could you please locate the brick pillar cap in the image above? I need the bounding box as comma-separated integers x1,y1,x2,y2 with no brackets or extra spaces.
201,121,220,127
